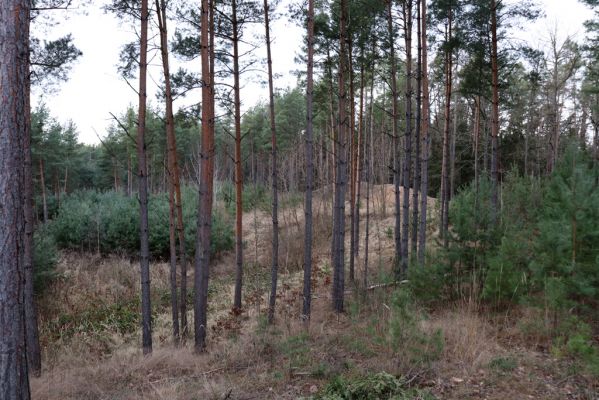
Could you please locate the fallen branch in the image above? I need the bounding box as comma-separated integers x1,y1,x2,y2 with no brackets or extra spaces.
367,280,408,291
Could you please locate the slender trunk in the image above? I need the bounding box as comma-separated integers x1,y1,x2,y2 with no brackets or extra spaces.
56,172,60,208
302,0,315,322
232,0,244,310
364,68,375,289
349,37,356,283
401,0,413,273
137,0,152,355
332,0,348,313
412,0,422,257
490,0,499,221
524,84,540,178
167,174,179,342
194,0,215,352
579,107,588,147
265,0,279,324
593,120,598,175
387,0,401,277
63,165,68,194
40,158,48,223
548,57,560,174
127,149,133,197
327,48,337,190
474,96,481,193
156,0,185,343
354,51,365,262
450,96,457,201
417,0,430,266
483,106,489,174
440,10,452,246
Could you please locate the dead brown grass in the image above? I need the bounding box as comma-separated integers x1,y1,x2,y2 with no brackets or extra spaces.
424,307,499,370
31,190,597,400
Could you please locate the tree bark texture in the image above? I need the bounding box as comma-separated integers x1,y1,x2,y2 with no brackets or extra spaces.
332,0,348,313
232,0,244,311
0,0,32,396
194,0,215,352
412,0,422,257
417,0,430,266
401,0,413,273
137,0,153,355
303,0,315,322
387,0,402,277
265,0,279,325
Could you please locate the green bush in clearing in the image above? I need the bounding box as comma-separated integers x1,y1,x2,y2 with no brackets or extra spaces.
49,188,233,259
307,372,435,400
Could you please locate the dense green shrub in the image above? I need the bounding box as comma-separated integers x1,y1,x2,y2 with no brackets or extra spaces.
483,173,541,304
530,147,599,310
426,176,499,300
407,261,448,304
307,372,435,400
49,187,233,259
33,225,59,293
422,149,599,309
217,180,271,214
410,146,599,373
216,180,303,215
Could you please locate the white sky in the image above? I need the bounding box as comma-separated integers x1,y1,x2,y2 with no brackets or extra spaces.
31,0,594,145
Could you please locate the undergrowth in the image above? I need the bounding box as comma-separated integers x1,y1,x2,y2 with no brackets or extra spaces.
306,372,435,400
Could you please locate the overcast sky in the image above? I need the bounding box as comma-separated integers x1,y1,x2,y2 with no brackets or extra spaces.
31,0,595,145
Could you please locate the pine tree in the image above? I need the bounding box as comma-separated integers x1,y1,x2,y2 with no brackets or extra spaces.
0,0,32,397
194,0,215,352
303,0,315,322
137,0,152,355
265,0,279,324
417,0,430,266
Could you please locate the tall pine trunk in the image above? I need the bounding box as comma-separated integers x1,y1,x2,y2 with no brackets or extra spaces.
40,158,48,223
302,0,315,322
156,0,185,343
167,176,179,342
363,64,376,288
387,0,402,276
412,0,422,256
265,0,279,324
417,0,430,266
1,1,32,395
232,0,244,311
401,0,413,273
137,0,152,355
490,0,499,221
440,9,453,246
332,0,349,313
349,38,356,284
354,52,365,265
194,0,215,352
474,96,481,193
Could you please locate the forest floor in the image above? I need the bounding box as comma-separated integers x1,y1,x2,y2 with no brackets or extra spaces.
31,185,598,399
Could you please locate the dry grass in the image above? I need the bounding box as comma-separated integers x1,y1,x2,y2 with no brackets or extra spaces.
423,307,499,370
31,189,597,400
32,346,233,400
